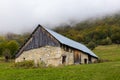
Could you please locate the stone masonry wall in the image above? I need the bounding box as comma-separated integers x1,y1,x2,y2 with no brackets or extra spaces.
91,57,97,63
80,52,88,64
15,46,74,66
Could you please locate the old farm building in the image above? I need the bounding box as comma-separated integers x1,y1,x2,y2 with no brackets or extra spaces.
15,25,98,66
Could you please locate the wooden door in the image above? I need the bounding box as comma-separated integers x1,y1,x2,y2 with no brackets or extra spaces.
74,50,81,64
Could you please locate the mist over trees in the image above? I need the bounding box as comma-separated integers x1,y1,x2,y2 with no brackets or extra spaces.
0,13,120,58
54,13,120,49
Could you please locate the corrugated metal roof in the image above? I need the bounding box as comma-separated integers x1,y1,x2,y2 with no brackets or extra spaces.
45,27,98,58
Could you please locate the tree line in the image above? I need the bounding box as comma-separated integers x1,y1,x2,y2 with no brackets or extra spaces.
54,14,120,49
0,33,30,61
0,13,120,60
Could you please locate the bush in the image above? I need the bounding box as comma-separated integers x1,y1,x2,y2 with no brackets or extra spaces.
38,61,46,68
14,60,47,68
87,41,96,50
2,49,11,62
97,59,111,63
100,37,112,45
6,40,19,58
14,60,34,68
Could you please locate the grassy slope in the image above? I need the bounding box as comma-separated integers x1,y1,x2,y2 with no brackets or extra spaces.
0,62,120,80
0,45,120,80
93,45,120,61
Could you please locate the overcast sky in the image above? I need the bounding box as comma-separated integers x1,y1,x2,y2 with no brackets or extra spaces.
0,0,120,34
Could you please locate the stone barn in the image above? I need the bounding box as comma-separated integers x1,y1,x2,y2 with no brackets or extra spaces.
15,25,98,66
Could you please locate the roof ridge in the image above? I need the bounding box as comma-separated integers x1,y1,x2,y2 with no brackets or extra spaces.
44,27,98,58
16,25,98,58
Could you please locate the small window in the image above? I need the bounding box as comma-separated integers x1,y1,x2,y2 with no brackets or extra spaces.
84,59,87,64
66,47,69,52
62,56,66,64
63,45,66,51
23,57,25,61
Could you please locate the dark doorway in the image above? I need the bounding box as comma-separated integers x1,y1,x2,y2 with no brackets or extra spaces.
84,59,87,64
88,55,92,63
62,56,66,64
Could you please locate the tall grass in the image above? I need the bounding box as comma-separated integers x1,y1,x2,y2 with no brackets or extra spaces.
0,61,120,80
93,45,120,61
0,45,120,80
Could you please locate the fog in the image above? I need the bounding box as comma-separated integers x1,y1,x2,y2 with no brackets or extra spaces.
0,0,120,34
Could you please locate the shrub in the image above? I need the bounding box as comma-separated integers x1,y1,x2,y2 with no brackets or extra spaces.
14,60,47,68
100,37,112,45
2,49,11,62
14,60,34,68
38,61,46,68
97,59,111,63
87,41,96,50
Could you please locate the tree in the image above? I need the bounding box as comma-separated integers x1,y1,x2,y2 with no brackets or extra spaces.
111,32,120,44
6,40,19,58
0,36,5,42
2,49,11,62
0,41,7,56
5,33,15,40
100,37,112,45
87,41,96,50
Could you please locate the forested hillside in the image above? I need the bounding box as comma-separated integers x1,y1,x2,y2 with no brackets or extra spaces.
54,13,120,49
0,13,120,58
0,33,30,58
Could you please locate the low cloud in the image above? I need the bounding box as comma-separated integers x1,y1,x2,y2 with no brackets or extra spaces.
0,0,120,34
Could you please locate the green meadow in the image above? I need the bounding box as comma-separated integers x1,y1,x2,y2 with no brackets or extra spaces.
0,45,120,80
94,45,120,62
